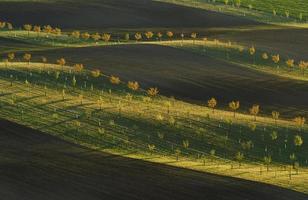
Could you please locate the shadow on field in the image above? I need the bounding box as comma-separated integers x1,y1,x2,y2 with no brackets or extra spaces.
216,28,308,60
0,119,307,200
0,0,259,30
24,44,308,117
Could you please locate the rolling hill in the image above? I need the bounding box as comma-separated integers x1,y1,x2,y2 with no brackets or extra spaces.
0,0,308,198
1,119,307,200
13,43,308,117
0,0,260,30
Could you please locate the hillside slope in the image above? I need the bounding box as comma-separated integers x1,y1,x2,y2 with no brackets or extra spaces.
0,0,260,30
0,119,307,200
21,44,308,116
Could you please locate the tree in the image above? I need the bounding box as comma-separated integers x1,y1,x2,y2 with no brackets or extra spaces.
180,33,185,45
72,75,77,87
294,135,303,147
41,56,47,68
157,32,163,41
166,31,174,41
249,46,256,64
299,13,303,21
191,32,197,44
127,81,139,91
7,22,13,30
110,76,120,85
52,27,62,36
33,25,41,37
124,33,130,41
210,149,216,162
78,94,84,105
175,148,181,161
263,156,272,172
164,101,172,114
229,100,240,117
235,151,244,167
272,111,280,126
148,144,156,155
145,31,154,40
289,153,296,169
298,61,308,75
71,31,80,39
57,58,66,70
147,87,159,97
97,96,104,110
272,54,280,70
3,58,8,68
91,33,101,44
262,52,268,60
23,53,31,65
43,25,53,37
23,24,32,36
224,0,229,5
207,97,217,113
102,33,111,42
134,33,142,42
73,64,84,73
182,140,189,149
249,104,260,121
61,89,65,100
0,21,6,29
81,32,90,40
91,69,101,78
294,116,305,132
270,130,278,141
7,53,15,62
286,59,294,71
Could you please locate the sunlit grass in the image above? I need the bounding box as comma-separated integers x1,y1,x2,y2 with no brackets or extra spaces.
0,62,307,193
158,0,308,25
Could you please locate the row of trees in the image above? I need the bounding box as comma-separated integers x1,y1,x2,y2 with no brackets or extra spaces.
71,31,111,43
70,31,197,42
4,23,307,77
207,97,306,131
2,52,160,98
4,22,199,43
0,21,13,30
219,0,305,21
248,46,308,75
23,24,61,36
2,52,307,125
1,55,306,180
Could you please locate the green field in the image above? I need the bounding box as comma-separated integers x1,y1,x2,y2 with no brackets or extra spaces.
160,0,308,24
0,0,307,199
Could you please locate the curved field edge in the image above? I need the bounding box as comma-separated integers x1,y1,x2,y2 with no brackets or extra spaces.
157,0,308,26
2,120,308,200
0,63,307,193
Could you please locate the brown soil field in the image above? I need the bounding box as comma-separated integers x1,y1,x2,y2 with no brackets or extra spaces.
0,0,260,31
216,28,308,60
22,44,308,117
1,119,307,200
